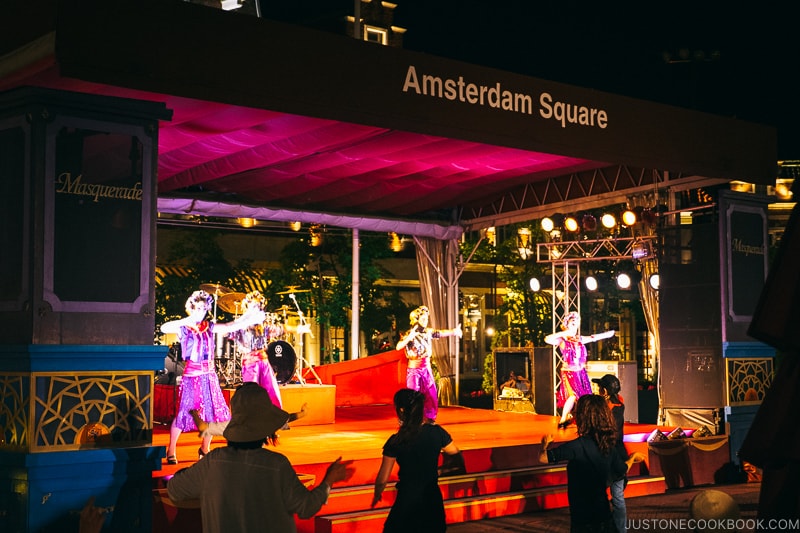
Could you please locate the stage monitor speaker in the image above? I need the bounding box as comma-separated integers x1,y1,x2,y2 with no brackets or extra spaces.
585,360,639,422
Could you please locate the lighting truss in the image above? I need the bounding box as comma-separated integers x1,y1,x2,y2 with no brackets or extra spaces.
536,236,657,264
537,236,656,415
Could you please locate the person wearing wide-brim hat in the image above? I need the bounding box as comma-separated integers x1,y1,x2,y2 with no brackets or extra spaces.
167,382,354,533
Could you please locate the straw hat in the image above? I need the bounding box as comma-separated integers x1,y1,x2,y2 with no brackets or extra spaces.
689,489,740,531
223,382,290,442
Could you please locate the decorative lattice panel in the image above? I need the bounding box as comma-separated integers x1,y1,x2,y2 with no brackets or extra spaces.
727,358,773,404
0,373,30,450
31,372,153,452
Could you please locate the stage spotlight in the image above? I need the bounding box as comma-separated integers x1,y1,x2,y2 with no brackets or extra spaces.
289,221,302,231
582,214,597,232
564,216,580,232
541,217,555,232
529,277,541,292
621,209,637,226
616,273,632,289
585,276,598,291
649,273,660,290
640,208,657,226
601,213,617,229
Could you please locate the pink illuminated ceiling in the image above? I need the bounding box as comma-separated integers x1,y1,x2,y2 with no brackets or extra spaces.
5,63,602,226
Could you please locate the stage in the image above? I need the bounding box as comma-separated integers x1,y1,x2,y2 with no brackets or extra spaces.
152,401,688,533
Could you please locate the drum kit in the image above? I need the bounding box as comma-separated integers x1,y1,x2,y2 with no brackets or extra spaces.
196,283,315,387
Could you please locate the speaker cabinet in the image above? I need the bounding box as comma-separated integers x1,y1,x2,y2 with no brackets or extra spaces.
659,222,725,409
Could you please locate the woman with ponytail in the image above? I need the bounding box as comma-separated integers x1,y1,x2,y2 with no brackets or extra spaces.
371,388,462,532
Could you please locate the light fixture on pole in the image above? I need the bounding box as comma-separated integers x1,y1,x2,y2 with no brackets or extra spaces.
649,273,660,290
529,277,541,292
585,275,598,292
517,227,534,260
388,232,403,252
309,224,323,247
616,272,632,289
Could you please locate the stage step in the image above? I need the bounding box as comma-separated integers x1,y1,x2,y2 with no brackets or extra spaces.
313,466,666,533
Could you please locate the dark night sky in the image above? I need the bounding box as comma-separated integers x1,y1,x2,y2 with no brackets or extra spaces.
260,0,800,161
6,1,799,159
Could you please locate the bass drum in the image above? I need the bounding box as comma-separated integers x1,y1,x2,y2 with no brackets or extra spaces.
267,340,297,384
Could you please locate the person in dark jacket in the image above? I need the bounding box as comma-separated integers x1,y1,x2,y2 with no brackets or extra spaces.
539,394,641,533
592,374,640,533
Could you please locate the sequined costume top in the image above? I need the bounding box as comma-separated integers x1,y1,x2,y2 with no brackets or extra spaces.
560,338,587,372
404,328,442,369
178,321,215,363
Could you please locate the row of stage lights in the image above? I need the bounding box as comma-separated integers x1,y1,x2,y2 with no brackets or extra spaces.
529,272,660,293
540,207,658,235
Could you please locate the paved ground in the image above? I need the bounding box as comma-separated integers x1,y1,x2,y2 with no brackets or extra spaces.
448,483,762,533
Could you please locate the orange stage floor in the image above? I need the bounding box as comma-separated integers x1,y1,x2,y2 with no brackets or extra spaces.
152,403,662,481
151,403,671,533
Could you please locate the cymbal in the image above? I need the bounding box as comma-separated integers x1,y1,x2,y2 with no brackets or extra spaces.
276,286,311,295
199,283,233,295
217,292,246,313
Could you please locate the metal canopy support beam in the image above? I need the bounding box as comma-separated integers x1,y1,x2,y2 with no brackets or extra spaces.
460,166,729,231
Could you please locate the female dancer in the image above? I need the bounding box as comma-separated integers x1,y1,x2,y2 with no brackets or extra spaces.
544,311,615,428
228,290,284,408
160,289,265,464
371,389,462,533
395,305,461,423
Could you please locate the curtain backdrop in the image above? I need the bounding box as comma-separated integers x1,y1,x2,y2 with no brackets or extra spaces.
638,258,660,387
414,236,460,406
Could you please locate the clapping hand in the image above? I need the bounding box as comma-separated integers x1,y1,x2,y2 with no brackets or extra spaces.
323,456,355,486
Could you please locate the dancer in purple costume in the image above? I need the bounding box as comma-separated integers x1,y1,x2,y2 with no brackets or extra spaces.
395,306,462,422
228,290,284,409
161,290,265,464
545,311,615,429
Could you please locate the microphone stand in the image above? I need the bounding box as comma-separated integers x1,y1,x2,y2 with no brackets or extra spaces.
288,293,322,385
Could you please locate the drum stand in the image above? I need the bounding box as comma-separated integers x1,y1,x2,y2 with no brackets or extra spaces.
215,338,242,387
288,293,322,385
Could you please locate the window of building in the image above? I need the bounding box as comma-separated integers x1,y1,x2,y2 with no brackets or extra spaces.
364,26,388,45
